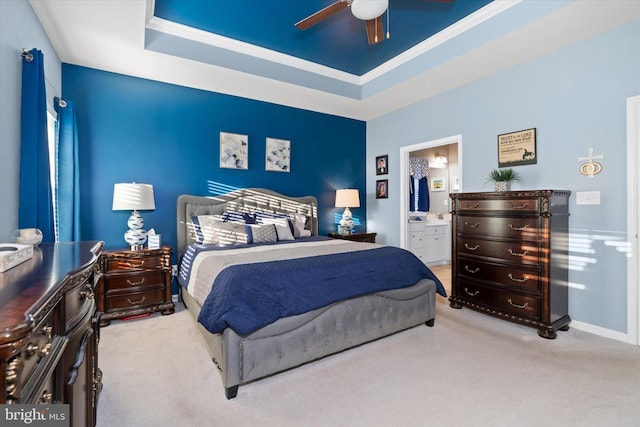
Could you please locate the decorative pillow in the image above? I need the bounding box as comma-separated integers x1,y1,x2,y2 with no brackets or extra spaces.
299,229,312,238
247,224,278,244
255,212,295,235
289,213,309,238
214,222,250,246
191,215,223,244
260,217,295,241
222,211,257,224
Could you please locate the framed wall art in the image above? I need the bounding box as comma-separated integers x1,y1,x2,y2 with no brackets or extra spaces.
220,132,248,170
376,179,388,199
376,155,388,175
431,177,446,192
265,137,290,172
498,128,537,167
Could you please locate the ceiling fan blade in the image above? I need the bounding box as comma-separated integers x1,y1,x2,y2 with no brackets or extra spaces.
295,1,349,30
365,17,384,45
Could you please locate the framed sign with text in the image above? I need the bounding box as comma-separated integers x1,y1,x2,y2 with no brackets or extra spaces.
497,128,537,167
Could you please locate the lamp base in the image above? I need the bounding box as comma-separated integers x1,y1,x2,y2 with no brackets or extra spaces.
124,210,148,249
129,244,145,251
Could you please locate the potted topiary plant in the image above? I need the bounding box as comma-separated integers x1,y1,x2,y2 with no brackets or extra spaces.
487,168,521,192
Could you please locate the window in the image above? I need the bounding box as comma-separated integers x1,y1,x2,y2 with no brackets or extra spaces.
47,110,58,241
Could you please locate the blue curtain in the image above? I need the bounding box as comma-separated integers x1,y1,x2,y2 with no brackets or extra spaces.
19,49,54,242
55,97,82,242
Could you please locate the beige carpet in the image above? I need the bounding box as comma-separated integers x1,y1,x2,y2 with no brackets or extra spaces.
97,274,640,427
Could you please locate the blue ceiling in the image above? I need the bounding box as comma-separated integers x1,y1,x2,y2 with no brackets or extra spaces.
153,0,494,76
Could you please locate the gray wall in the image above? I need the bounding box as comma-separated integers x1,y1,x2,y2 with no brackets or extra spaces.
0,0,61,242
366,22,640,334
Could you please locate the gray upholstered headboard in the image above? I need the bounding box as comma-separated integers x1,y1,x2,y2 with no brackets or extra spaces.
176,188,318,256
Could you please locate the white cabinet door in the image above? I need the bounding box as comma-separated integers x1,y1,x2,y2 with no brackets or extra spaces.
424,225,447,263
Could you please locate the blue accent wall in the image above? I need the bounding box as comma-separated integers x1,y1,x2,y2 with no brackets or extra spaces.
62,65,366,254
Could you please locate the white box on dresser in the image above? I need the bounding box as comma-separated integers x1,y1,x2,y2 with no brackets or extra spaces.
0,243,33,272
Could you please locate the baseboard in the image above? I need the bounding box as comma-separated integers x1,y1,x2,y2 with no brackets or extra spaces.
570,319,633,344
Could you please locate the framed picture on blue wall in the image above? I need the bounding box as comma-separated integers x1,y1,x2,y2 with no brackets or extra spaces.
220,132,248,169
265,137,290,172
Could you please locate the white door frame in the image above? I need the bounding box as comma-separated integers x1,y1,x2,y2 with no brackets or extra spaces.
626,95,639,345
399,134,462,249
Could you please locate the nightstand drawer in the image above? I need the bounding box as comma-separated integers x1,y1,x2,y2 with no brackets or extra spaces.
105,270,166,291
104,256,165,272
104,288,165,312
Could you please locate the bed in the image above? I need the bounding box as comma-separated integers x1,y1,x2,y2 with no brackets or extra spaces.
176,188,446,399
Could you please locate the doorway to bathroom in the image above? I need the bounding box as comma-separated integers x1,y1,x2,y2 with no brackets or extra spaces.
399,134,462,252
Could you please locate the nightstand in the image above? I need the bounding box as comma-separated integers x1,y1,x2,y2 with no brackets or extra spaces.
97,246,175,326
328,232,377,243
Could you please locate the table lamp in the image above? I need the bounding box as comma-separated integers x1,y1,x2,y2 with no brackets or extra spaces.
112,183,155,250
335,189,360,234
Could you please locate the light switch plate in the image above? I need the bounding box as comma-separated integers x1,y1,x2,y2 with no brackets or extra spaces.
576,191,601,205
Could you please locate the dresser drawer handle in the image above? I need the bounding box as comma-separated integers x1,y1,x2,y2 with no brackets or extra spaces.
464,265,479,274
508,273,528,283
464,221,480,228
509,202,528,209
464,202,481,209
80,284,95,299
126,278,145,286
464,243,479,251
508,249,528,257
127,296,146,305
464,288,479,296
124,260,145,268
508,224,529,231
508,299,529,309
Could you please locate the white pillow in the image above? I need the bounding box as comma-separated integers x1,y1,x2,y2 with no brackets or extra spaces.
191,215,223,244
213,222,250,246
261,217,295,241
289,213,308,238
248,224,278,244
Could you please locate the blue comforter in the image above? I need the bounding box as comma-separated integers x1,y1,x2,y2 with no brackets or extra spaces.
194,245,446,336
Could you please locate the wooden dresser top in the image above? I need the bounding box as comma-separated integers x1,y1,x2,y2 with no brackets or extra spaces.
0,241,103,344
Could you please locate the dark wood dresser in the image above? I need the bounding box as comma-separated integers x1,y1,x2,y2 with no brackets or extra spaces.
0,241,103,426
97,246,174,326
449,190,571,338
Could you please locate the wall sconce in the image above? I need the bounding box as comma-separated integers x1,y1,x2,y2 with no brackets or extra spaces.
577,148,604,178
434,153,448,164
112,183,155,250
335,189,360,235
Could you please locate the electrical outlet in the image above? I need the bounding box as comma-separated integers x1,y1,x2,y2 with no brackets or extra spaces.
171,294,179,303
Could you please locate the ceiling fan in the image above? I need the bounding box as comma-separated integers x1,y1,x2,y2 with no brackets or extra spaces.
295,0,452,45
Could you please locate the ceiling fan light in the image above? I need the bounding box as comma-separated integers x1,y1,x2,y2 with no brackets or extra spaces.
351,0,388,21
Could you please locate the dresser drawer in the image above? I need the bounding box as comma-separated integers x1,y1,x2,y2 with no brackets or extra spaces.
458,238,542,265
457,198,539,213
104,270,166,291
20,310,58,388
457,216,541,240
104,288,165,312
457,259,541,292
456,279,540,320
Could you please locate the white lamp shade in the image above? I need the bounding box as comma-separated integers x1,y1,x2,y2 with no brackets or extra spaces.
112,183,155,211
351,0,388,20
335,189,360,208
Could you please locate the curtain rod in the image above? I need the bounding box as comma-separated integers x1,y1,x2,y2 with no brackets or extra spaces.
21,48,33,62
